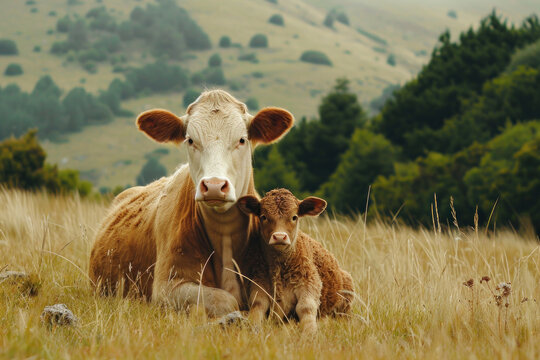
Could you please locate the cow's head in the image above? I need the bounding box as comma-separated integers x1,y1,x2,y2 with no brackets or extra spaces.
137,90,293,212
237,189,327,249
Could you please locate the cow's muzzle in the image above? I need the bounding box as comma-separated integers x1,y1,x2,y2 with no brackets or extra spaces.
196,177,234,204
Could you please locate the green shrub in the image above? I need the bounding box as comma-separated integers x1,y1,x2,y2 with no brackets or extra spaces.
78,48,107,63
25,0,36,4
245,97,259,110
0,131,91,195
249,34,268,48
254,146,301,195
125,61,189,94
506,39,540,72
323,13,334,28
208,53,222,67
335,12,349,26
321,129,397,213
252,71,264,78
269,14,284,26
266,0,277,3
192,67,226,86
56,15,72,33
4,63,23,76
136,158,167,186
48,10,57,16
387,54,396,66
219,36,231,48
82,61,97,74
30,7,38,13
0,39,18,55
33,45,41,52
95,34,121,53
300,50,332,66
183,88,200,107
447,10,458,19
50,41,69,54
238,53,258,63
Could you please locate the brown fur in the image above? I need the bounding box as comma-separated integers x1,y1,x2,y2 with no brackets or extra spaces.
238,189,354,333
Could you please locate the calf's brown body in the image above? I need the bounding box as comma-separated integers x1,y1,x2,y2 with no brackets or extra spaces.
238,189,354,333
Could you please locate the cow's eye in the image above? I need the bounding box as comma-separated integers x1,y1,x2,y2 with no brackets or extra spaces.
187,138,194,145
292,215,298,221
239,138,246,145
260,215,267,221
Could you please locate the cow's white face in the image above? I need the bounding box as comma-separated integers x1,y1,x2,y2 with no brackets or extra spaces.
136,90,294,213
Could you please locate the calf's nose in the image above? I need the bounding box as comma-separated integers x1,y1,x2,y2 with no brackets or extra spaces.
270,232,290,246
200,177,230,200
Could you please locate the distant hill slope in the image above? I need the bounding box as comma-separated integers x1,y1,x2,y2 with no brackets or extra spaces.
0,0,537,188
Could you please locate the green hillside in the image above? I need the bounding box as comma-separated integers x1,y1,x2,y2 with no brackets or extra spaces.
0,0,537,188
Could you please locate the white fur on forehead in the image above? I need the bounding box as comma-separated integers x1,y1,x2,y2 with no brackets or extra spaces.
186,90,250,121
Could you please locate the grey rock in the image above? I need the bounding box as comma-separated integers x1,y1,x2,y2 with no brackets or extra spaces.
214,311,248,327
0,271,28,282
41,304,78,326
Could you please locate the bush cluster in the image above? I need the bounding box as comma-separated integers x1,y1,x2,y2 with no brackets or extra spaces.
300,50,332,66
0,131,91,195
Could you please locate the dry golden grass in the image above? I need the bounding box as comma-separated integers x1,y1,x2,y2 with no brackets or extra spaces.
1,188,539,359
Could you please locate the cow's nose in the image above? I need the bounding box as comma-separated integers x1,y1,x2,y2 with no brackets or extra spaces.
200,177,230,199
270,232,290,245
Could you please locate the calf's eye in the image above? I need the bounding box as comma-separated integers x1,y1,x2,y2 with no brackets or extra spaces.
260,215,267,221
239,138,246,145
292,215,298,221
188,138,194,145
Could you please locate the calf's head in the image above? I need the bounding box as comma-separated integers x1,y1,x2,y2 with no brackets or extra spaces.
136,90,293,212
237,189,327,248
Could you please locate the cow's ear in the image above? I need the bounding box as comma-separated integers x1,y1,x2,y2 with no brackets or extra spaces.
237,196,261,216
137,109,185,144
248,107,294,145
298,197,327,217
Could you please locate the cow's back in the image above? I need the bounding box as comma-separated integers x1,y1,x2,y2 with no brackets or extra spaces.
89,177,168,299
306,233,354,316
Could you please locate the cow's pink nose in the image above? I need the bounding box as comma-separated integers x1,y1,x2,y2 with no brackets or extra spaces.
200,177,230,199
270,232,289,245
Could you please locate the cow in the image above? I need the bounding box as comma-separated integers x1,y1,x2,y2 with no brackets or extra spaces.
88,90,294,317
237,189,355,333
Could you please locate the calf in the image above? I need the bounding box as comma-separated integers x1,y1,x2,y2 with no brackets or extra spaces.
237,189,354,333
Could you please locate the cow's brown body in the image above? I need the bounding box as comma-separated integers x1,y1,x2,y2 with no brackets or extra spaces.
89,90,293,316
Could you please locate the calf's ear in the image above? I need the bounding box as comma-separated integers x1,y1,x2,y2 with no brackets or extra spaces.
137,109,185,144
248,107,294,145
298,197,327,217
237,196,261,216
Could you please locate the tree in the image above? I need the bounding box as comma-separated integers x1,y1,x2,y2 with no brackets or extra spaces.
208,53,222,67
245,97,259,111
300,50,332,66
322,129,397,213
0,39,18,55
183,88,200,107
249,34,268,48
377,12,540,158
4,63,23,76
0,130,91,195
254,146,301,195
277,78,367,192
136,157,167,185
269,14,284,26
219,36,231,48
67,19,88,50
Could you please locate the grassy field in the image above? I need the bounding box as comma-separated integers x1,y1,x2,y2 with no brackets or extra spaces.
1,188,539,359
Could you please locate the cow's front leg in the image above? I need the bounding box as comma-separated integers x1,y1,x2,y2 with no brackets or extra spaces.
153,280,239,317
221,235,243,306
295,287,320,335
